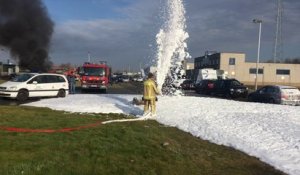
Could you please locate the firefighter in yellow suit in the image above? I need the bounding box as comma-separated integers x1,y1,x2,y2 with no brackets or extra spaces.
143,73,160,115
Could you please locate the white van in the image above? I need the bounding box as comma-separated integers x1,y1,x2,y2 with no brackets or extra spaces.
0,73,69,101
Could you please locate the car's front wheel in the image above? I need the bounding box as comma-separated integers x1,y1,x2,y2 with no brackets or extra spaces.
224,93,232,99
17,89,29,102
248,95,253,102
57,89,66,97
269,98,276,104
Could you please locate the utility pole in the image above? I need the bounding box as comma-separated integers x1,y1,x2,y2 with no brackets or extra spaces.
273,0,283,63
88,51,91,62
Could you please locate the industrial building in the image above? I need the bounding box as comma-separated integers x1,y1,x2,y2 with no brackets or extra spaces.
0,60,19,76
194,52,300,87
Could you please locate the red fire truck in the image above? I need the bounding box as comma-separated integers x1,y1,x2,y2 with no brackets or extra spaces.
78,61,111,92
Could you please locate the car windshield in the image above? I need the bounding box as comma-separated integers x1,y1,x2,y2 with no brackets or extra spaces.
231,80,241,86
11,73,35,82
83,67,105,76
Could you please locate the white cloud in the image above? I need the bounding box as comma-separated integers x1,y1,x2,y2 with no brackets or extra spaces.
48,0,300,70
55,19,132,41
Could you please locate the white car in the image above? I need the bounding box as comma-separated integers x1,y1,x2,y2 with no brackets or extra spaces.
0,73,69,101
248,85,300,106
136,77,144,82
122,76,130,82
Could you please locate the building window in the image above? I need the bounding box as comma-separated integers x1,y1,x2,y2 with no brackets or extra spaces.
229,58,235,65
249,68,264,74
276,69,290,75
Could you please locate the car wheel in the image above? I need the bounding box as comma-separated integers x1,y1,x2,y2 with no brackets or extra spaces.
205,91,211,95
224,93,231,99
248,95,253,102
17,90,29,102
269,98,275,104
57,89,66,97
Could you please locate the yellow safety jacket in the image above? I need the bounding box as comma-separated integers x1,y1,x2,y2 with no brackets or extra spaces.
143,79,159,100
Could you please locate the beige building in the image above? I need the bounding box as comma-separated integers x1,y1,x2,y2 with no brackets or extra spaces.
182,59,194,70
194,52,300,87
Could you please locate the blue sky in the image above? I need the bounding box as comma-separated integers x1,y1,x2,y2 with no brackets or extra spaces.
2,0,300,71
43,0,132,23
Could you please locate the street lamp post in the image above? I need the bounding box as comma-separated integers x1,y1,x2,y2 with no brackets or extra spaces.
253,19,262,90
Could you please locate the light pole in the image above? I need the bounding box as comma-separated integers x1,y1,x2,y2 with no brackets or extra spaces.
88,51,91,62
253,19,262,90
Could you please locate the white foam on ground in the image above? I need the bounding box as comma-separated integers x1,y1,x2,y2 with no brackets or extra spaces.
24,94,300,175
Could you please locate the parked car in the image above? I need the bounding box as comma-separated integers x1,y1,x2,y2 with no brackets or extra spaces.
0,73,69,101
179,79,195,90
111,76,122,83
212,79,248,98
9,73,18,80
132,75,144,82
122,75,130,82
248,85,300,105
195,79,216,95
136,76,144,82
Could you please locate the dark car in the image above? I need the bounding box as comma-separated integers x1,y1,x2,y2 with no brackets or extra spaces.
9,73,18,80
195,79,216,95
180,79,195,90
248,85,300,105
110,75,123,83
212,79,248,98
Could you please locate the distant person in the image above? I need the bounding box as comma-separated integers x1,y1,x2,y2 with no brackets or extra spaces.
143,72,160,116
67,72,76,94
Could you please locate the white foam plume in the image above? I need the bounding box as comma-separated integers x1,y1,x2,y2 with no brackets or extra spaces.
155,0,190,94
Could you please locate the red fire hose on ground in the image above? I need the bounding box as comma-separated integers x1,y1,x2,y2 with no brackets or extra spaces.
0,114,153,133
0,121,103,133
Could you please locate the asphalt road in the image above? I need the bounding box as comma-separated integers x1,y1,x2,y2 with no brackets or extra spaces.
0,81,251,106
0,82,144,106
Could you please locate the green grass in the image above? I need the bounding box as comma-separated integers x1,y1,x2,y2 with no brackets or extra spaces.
0,106,285,175
0,79,6,84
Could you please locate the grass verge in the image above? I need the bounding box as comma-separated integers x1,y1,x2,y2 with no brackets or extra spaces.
0,79,6,84
0,106,285,175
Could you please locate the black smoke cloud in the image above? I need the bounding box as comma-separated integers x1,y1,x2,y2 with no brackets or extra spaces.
0,0,53,72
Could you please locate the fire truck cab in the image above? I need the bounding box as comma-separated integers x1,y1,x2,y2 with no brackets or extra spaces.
78,61,111,92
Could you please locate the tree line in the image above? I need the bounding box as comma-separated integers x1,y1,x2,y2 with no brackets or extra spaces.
265,57,300,64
